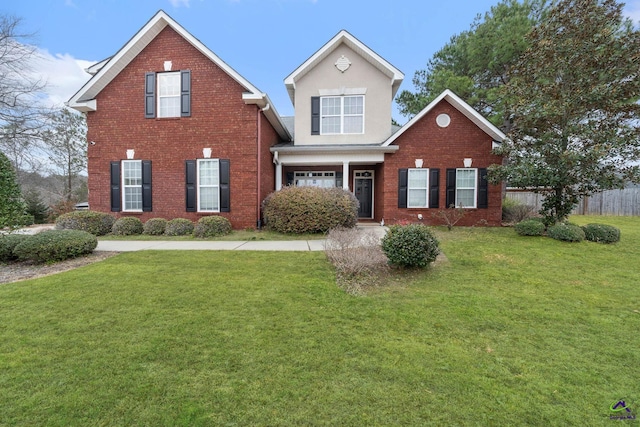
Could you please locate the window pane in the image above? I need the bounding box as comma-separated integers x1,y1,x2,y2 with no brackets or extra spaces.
124,187,142,211
123,161,142,185
199,160,219,186
321,116,341,134
408,189,427,208
456,169,476,188
408,169,428,188
158,73,180,96
159,97,180,118
199,187,218,211
343,116,363,133
456,189,475,208
344,96,363,114
321,97,341,115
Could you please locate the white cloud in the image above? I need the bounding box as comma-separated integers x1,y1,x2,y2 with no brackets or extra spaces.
624,1,640,24
168,0,191,7
32,49,95,108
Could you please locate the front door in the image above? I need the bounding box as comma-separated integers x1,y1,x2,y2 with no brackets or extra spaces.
354,171,373,218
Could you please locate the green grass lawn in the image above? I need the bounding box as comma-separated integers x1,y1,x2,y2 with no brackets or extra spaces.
1,215,638,425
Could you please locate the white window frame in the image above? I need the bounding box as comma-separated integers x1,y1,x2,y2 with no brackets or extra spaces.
157,71,181,118
294,171,336,188
455,168,478,209
320,95,364,135
197,159,220,212
407,168,429,208
122,160,142,212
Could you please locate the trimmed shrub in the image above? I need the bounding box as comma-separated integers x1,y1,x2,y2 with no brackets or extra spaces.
193,216,232,238
13,229,97,263
502,198,536,223
143,218,167,235
0,234,31,262
514,219,545,236
582,223,620,244
165,218,194,236
55,211,115,236
263,186,358,234
381,224,440,268
112,217,144,236
547,223,585,242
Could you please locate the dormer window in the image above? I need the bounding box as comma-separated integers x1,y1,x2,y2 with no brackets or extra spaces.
320,95,364,134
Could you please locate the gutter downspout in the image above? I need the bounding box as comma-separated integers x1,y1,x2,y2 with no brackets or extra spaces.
256,103,271,229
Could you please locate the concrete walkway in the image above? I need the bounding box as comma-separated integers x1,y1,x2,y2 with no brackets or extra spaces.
15,224,388,252
96,224,387,252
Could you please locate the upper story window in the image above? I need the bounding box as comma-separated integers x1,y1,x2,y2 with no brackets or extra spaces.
145,70,191,119
320,95,364,134
158,72,181,118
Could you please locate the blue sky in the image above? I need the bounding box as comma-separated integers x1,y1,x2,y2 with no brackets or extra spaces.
3,0,640,124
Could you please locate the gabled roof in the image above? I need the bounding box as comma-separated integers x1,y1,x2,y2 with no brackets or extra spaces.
283,30,404,105
67,10,290,140
383,89,505,146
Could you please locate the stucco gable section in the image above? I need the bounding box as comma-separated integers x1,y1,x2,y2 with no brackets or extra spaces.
67,10,290,140
383,89,505,147
284,30,404,105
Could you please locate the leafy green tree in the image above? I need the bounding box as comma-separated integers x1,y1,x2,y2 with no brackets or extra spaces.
42,108,87,202
23,187,49,224
490,0,640,224
0,151,25,229
396,0,547,130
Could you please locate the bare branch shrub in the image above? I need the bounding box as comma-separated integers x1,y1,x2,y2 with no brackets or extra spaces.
324,227,389,295
431,205,467,230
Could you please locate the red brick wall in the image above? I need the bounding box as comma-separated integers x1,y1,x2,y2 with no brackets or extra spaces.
86,26,279,229
382,99,503,226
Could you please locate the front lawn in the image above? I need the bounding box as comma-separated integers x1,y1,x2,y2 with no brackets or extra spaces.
0,215,638,425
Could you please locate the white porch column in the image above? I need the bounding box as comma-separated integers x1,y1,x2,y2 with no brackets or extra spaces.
275,162,282,191
342,161,350,190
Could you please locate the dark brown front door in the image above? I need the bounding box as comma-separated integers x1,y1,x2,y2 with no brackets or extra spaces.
355,178,373,218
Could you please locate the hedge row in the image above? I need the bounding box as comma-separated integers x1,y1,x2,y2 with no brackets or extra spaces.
514,219,620,244
1,230,97,263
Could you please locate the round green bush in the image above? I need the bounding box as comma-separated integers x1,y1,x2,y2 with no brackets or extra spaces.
514,219,545,236
13,229,97,263
381,224,440,268
581,223,620,244
262,186,358,234
55,211,115,236
143,218,167,235
193,216,232,238
0,234,31,262
547,223,585,242
112,217,144,236
165,218,194,236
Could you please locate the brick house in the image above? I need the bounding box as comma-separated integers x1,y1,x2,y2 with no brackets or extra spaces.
68,10,504,229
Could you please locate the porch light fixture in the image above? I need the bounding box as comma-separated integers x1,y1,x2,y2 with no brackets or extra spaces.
415,159,423,168
203,148,212,158
464,158,473,167
126,149,135,159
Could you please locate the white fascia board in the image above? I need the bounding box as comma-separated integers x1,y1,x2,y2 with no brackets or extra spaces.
284,30,404,104
270,144,398,154
276,151,387,166
383,89,506,146
68,10,264,112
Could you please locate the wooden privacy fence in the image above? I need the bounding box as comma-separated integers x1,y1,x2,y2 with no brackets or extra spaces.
505,188,640,216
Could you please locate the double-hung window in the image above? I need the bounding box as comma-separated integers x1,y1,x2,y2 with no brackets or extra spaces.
122,160,143,212
197,159,220,212
157,72,181,118
407,168,429,208
455,168,477,208
320,95,364,134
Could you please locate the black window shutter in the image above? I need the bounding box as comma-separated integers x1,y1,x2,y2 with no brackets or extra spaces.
185,160,196,212
398,168,408,208
477,168,488,209
145,72,156,118
286,172,294,186
446,169,457,208
110,161,121,212
142,160,152,212
311,97,320,135
181,70,191,117
429,168,440,208
219,159,230,212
